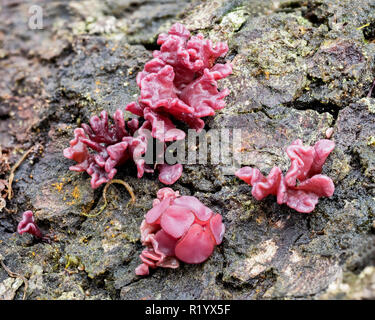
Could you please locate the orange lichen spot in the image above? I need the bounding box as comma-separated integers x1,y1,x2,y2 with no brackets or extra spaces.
31,251,36,257
72,186,80,200
52,182,63,193
95,80,101,86
64,186,80,205
66,199,76,206
264,71,270,80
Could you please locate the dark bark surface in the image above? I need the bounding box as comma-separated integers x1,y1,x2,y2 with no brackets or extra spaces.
0,0,374,299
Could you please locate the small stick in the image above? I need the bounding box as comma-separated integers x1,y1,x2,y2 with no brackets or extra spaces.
0,255,28,300
357,22,370,30
81,179,136,218
8,146,35,200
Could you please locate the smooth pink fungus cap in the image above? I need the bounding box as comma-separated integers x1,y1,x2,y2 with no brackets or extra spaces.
209,214,225,245
160,205,195,238
154,230,177,256
158,163,183,185
135,263,150,276
174,224,214,264
146,197,171,224
309,139,335,176
136,188,225,275
173,196,213,222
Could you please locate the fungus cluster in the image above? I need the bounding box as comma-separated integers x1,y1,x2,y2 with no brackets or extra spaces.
236,139,335,213
135,187,225,276
63,23,232,188
64,111,148,188
126,23,233,138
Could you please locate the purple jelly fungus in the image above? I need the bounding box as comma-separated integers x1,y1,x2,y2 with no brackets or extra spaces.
126,23,232,138
236,139,335,213
17,210,44,239
64,23,232,188
135,187,225,276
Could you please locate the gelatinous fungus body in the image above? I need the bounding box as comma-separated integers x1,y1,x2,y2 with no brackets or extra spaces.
64,23,232,188
17,210,45,239
63,110,183,187
135,188,225,276
63,110,150,188
126,22,233,139
236,139,335,213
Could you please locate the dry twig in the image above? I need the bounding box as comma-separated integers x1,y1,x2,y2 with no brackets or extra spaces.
8,146,35,200
81,179,136,218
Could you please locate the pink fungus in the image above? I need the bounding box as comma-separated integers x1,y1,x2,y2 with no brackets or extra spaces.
126,22,233,139
158,163,183,185
17,211,45,240
235,139,335,213
63,110,183,187
65,23,232,188
135,187,225,276
63,110,150,189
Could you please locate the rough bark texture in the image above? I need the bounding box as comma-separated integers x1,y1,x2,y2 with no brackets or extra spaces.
0,0,375,299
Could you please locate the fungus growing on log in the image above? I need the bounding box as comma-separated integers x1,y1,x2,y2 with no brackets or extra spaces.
63,110,183,187
64,23,232,187
63,110,150,188
17,211,45,240
235,139,335,213
135,187,225,276
126,22,233,138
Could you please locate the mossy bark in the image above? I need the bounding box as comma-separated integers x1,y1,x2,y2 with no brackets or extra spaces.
0,0,374,299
